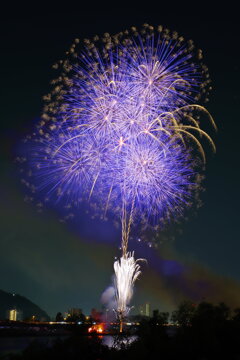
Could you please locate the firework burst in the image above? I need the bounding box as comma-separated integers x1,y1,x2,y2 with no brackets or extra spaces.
19,24,216,326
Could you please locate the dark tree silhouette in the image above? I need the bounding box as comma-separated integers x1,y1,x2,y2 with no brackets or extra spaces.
171,300,196,326
55,312,64,322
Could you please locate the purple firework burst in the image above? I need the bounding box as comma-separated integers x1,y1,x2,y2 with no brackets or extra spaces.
20,24,216,251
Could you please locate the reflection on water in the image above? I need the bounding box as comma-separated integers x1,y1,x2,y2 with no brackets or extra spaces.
0,335,138,356
0,336,68,355
102,335,138,349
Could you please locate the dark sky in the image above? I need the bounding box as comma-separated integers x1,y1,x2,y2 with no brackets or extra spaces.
1,4,240,318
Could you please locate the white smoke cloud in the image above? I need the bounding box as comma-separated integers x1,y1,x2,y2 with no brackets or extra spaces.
101,282,117,321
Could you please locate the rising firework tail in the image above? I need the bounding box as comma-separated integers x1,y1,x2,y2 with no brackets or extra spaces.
18,24,216,327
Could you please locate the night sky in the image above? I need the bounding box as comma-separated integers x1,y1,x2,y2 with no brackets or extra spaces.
1,4,240,318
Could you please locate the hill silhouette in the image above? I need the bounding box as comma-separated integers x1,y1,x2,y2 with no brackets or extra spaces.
0,289,50,321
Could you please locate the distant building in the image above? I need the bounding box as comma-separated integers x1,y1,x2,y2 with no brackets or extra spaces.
63,312,69,321
139,303,150,317
65,308,86,322
68,308,83,317
146,303,150,317
9,309,17,321
8,309,23,321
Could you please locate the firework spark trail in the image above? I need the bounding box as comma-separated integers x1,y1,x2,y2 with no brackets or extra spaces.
20,24,216,325
114,253,141,315
114,252,142,329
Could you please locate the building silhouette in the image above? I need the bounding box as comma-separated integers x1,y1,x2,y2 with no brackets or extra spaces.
139,303,150,317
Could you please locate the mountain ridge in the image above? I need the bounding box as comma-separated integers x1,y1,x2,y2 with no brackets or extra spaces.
0,289,50,321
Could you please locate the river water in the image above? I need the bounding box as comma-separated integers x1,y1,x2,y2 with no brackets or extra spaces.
0,335,138,356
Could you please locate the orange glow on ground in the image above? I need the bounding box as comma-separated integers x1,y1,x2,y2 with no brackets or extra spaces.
88,324,104,333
